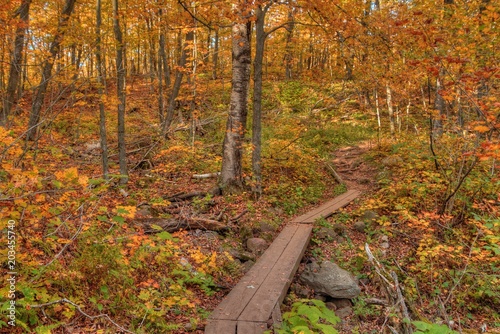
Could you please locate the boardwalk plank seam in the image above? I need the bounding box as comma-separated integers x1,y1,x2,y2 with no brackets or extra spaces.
206,190,361,334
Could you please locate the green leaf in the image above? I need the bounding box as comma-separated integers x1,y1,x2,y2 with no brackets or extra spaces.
97,215,108,222
291,325,313,334
315,323,339,334
296,304,321,323
88,178,105,185
112,215,125,224
157,231,173,240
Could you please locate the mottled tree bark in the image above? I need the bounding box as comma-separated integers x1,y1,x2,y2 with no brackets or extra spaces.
251,5,267,196
220,23,251,193
96,0,109,179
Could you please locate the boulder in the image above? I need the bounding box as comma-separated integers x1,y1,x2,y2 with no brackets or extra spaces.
300,261,361,299
228,248,256,262
246,238,268,254
362,210,379,223
315,227,337,240
335,307,353,319
353,220,366,233
258,222,277,233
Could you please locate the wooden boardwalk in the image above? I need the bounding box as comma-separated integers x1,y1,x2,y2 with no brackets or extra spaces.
205,189,361,334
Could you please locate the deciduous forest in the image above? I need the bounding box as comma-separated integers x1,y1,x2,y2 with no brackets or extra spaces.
0,0,499,333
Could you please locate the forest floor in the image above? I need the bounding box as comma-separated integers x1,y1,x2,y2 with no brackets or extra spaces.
1,78,498,333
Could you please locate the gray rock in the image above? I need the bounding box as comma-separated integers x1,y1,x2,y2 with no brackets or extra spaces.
353,221,366,233
331,224,347,236
362,210,379,223
259,222,276,233
382,155,403,167
331,298,352,309
241,260,255,273
316,227,337,240
300,261,361,299
380,235,389,242
335,307,353,319
228,248,256,261
380,242,389,249
314,294,327,302
325,302,337,311
291,284,310,298
247,238,268,254
335,236,346,244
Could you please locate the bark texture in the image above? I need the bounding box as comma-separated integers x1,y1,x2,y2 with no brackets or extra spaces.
220,23,251,193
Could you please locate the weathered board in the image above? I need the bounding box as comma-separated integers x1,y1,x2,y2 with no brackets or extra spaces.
205,190,361,334
238,224,312,322
291,189,361,223
207,224,300,321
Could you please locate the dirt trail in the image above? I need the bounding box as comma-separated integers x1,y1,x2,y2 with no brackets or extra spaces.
330,141,378,193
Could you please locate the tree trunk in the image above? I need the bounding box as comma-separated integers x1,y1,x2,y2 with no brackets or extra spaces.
158,8,167,124
212,28,219,80
386,83,395,135
284,8,294,80
113,0,128,184
26,0,76,140
433,76,445,136
96,0,109,180
2,0,31,126
162,30,194,135
251,5,267,196
220,23,251,193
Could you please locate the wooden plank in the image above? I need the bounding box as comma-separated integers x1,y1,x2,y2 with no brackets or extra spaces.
237,321,267,334
205,320,237,334
208,224,299,321
238,225,313,322
291,189,361,223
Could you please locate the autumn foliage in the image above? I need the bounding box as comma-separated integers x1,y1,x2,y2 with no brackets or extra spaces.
0,0,499,333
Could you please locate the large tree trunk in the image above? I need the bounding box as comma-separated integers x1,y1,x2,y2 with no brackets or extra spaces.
96,0,109,180
26,0,76,140
113,0,128,184
220,23,251,193
2,0,31,126
251,5,267,196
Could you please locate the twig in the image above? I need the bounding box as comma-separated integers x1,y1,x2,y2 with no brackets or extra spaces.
229,209,248,223
29,298,134,333
390,271,411,333
44,204,84,267
443,231,480,305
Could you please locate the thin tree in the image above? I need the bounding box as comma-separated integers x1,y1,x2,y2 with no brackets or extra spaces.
113,0,128,184
96,0,109,179
26,0,76,140
1,0,31,126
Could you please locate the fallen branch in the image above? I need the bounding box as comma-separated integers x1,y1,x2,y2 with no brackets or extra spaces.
166,187,221,202
365,298,389,306
192,172,220,179
229,209,248,223
29,298,133,334
325,162,346,185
